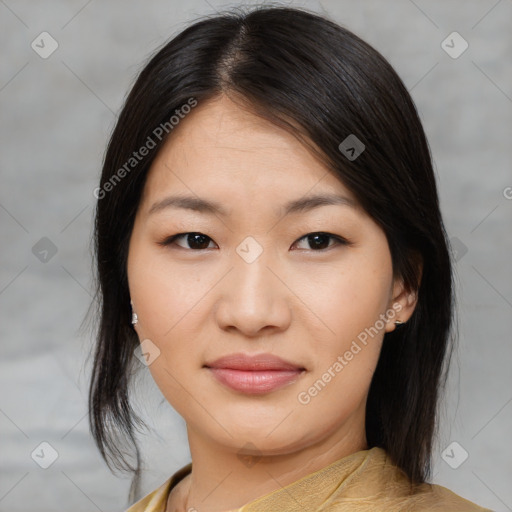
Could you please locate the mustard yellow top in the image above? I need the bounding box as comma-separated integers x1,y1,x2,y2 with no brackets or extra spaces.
125,446,493,511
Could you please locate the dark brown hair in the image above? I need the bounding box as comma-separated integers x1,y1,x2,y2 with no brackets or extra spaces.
86,4,454,501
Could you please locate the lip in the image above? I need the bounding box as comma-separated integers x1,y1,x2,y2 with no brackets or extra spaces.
205,353,304,371
204,353,305,395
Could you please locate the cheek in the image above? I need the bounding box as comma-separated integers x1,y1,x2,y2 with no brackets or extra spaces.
298,254,392,342
128,249,205,413
128,243,206,339
295,267,387,425
296,248,392,393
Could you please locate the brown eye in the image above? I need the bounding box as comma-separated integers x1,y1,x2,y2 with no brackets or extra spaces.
158,232,217,250
292,232,348,251
158,231,349,252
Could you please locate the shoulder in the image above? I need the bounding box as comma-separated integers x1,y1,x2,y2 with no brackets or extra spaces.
323,481,494,511
404,484,492,512
324,448,494,511
398,482,495,512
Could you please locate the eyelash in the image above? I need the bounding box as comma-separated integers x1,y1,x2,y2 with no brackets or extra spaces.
157,232,351,252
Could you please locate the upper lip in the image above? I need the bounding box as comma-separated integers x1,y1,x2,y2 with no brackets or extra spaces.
204,353,305,371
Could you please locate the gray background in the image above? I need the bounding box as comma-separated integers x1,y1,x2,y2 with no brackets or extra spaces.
1,0,511,511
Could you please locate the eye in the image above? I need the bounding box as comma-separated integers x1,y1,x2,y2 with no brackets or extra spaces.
158,232,217,250
158,231,349,252
292,232,349,251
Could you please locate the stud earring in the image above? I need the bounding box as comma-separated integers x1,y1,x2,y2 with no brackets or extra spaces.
394,320,404,326
130,300,138,326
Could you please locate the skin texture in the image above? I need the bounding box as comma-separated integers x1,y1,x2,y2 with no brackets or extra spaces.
127,95,419,512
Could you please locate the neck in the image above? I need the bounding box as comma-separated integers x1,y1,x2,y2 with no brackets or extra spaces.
179,417,368,512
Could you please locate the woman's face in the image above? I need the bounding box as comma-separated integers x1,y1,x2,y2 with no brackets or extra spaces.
127,95,413,457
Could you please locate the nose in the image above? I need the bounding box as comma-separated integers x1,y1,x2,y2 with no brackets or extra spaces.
214,247,292,338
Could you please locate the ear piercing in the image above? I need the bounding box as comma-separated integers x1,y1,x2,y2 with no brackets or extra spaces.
130,300,138,326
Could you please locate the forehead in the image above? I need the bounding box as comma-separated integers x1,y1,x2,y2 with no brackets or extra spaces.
140,95,358,213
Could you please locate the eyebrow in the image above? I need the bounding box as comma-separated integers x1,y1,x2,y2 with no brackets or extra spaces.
148,193,357,218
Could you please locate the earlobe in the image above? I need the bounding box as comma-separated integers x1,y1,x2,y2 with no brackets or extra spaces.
385,301,405,332
387,291,419,333
385,281,419,333
386,254,422,333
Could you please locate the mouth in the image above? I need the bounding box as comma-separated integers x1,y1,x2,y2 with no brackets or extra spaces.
204,353,306,395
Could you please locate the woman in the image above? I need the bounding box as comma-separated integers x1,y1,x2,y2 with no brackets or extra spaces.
88,5,493,511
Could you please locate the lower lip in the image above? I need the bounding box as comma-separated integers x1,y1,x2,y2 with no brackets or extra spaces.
207,368,304,394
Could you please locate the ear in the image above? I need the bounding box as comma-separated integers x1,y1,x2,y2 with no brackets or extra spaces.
385,258,423,333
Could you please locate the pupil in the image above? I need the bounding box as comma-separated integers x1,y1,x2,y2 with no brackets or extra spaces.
189,233,209,249
309,233,329,250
